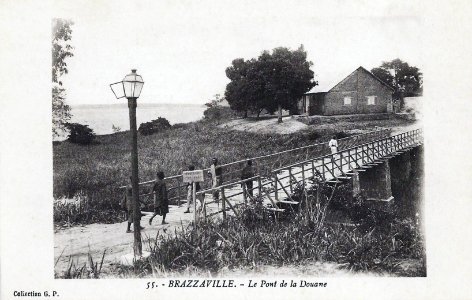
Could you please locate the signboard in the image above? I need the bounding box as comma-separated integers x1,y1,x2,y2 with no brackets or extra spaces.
182,170,204,183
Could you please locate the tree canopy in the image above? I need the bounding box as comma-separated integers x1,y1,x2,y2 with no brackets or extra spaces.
371,58,423,98
225,46,316,122
52,19,74,137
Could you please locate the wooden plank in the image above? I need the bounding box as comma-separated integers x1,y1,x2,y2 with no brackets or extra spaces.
222,196,239,217
263,189,278,208
277,200,299,205
265,207,285,212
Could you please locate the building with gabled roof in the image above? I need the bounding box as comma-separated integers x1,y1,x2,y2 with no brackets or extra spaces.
296,66,394,116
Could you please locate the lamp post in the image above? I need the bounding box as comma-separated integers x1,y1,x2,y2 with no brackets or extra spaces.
110,69,144,257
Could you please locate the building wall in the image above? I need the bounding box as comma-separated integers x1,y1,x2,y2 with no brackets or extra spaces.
322,68,393,116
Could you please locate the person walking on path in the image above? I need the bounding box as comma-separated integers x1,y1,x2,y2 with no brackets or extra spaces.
184,165,204,214
149,171,169,225
122,177,144,233
208,158,223,204
328,135,339,169
241,159,255,198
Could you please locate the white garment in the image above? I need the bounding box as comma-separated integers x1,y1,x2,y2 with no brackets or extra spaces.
329,139,338,154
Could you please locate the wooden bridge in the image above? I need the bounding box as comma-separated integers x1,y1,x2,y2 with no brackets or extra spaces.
120,128,423,222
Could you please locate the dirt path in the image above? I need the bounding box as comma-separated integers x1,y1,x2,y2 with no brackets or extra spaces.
54,205,197,275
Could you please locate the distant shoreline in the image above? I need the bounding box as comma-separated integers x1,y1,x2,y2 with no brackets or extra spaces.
71,103,206,109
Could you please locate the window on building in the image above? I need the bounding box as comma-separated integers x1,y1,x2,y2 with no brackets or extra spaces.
367,96,376,105
343,97,351,106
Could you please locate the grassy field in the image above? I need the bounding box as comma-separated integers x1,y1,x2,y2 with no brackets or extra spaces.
53,115,416,225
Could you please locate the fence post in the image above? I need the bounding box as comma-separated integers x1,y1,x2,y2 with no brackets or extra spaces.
274,173,279,201
193,182,197,226
311,160,315,179
221,187,226,221
242,182,247,204
288,168,293,193
348,149,351,168
301,164,305,188
257,176,262,199
322,158,326,180
177,180,181,206
203,195,207,222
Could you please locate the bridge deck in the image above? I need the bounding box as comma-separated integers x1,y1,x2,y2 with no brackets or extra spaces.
144,128,423,220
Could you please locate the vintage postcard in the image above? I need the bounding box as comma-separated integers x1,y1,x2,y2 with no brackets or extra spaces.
1,0,471,299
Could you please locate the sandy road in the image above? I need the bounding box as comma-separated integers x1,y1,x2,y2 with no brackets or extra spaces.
54,204,198,275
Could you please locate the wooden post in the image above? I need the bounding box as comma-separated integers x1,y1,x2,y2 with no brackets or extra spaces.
301,164,305,187
311,159,315,179
128,97,142,257
177,180,181,206
348,149,351,168
322,158,326,180
242,182,247,204
288,168,293,193
193,182,197,225
257,176,262,198
221,187,226,221
274,174,279,201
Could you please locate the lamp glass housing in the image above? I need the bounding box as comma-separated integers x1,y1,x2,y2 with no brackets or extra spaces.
110,69,144,99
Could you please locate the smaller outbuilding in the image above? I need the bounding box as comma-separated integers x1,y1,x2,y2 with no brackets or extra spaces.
296,66,395,116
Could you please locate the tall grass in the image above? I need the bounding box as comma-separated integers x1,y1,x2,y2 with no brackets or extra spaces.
109,183,426,277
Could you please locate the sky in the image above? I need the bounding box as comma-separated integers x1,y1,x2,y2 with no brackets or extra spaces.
55,0,424,106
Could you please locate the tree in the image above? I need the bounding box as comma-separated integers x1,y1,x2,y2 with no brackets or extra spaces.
259,46,316,122
224,45,316,122
371,59,423,109
224,58,265,118
52,19,74,137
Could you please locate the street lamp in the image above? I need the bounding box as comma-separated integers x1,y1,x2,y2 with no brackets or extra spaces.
110,69,144,257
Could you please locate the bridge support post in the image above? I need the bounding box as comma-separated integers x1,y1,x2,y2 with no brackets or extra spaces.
353,160,393,208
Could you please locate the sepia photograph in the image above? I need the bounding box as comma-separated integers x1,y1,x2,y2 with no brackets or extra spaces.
51,4,424,279
1,0,471,299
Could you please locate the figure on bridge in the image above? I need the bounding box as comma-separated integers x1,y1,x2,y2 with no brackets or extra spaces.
149,171,169,225
241,159,255,198
329,136,338,154
208,158,223,205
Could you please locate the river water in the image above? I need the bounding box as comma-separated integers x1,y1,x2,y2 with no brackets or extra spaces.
56,103,206,140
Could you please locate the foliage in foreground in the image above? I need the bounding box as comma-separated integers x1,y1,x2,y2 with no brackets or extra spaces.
55,182,425,279
115,185,425,277
52,18,74,138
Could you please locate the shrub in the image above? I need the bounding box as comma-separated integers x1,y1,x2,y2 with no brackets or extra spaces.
335,131,350,139
203,106,240,123
138,117,171,135
65,123,96,145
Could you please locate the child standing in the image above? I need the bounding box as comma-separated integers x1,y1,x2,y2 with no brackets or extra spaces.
149,171,169,225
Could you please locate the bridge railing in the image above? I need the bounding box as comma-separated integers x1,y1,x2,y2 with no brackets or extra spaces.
139,128,422,222
119,127,392,208
271,129,423,197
